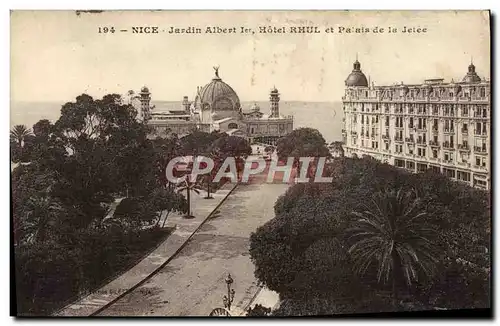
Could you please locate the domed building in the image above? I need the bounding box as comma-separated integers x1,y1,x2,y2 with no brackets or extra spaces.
462,61,482,83
134,66,294,145
341,58,490,190
195,67,241,122
345,59,368,87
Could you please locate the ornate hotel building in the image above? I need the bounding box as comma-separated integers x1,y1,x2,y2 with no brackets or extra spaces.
341,59,490,190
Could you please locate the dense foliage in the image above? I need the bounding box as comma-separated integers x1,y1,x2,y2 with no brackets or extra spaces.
12,94,190,315
250,156,490,315
276,127,330,162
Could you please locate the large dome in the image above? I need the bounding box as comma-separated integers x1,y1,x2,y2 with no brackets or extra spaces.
195,67,240,111
345,60,368,87
462,63,482,83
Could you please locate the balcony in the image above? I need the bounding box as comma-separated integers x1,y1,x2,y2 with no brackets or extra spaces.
432,126,439,133
350,131,358,136
395,136,404,142
457,161,471,168
416,139,427,146
443,128,455,134
474,130,488,137
382,134,390,140
416,126,427,132
474,146,488,154
458,144,470,152
429,140,440,147
405,137,415,143
473,165,488,172
443,141,454,149
461,129,468,135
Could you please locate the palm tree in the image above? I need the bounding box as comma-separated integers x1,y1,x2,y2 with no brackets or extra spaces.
10,124,33,147
21,195,64,244
348,188,438,309
176,176,203,219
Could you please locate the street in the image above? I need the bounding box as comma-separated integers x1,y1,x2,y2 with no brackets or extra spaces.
98,180,288,316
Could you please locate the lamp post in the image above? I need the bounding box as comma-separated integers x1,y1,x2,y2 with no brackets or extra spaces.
222,273,235,311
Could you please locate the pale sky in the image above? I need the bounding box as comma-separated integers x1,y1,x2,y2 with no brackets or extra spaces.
10,10,490,102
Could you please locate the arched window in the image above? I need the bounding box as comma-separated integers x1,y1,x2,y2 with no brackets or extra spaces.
228,122,238,129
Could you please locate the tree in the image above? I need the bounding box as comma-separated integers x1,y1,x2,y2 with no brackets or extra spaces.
147,187,188,227
152,135,181,189
19,195,65,245
276,128,330,162
210,135,251,179
179,130,222,157
348,189,439,309
10,124,33,147
176,176,203,218
328,141,345,157
250,157,489,315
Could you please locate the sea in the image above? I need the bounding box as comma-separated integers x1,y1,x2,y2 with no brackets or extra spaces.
10,101,344,143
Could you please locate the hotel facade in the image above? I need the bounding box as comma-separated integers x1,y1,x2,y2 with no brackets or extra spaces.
341,59,490,190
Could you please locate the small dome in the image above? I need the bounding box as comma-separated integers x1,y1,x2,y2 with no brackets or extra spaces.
345,60,368,87
250,103,261,112
400,84,409,94
195,67,240,111
462,62,482,83
140,86,149,93
270,86,279,94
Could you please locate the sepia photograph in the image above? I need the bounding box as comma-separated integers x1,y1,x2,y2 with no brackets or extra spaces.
10,10,491,317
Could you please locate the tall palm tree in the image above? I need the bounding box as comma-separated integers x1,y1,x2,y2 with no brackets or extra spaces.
176,176,203,219
348,188,438,309
10,124,33,147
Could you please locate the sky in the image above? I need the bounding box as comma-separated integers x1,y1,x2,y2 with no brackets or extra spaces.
10,10,490,103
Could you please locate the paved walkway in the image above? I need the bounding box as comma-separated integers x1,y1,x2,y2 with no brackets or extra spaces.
55,183,237,316
96,180,289,316
247,287,280,313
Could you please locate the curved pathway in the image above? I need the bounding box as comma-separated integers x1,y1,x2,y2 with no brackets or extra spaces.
97,180,288,316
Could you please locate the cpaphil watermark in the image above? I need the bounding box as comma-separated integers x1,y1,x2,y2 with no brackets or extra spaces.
165,156,333,184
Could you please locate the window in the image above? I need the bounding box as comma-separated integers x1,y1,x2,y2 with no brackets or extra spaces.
385,142,389,150
228,122,238,129
480,88,486,97
433,150,438,158
476,156,486,167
